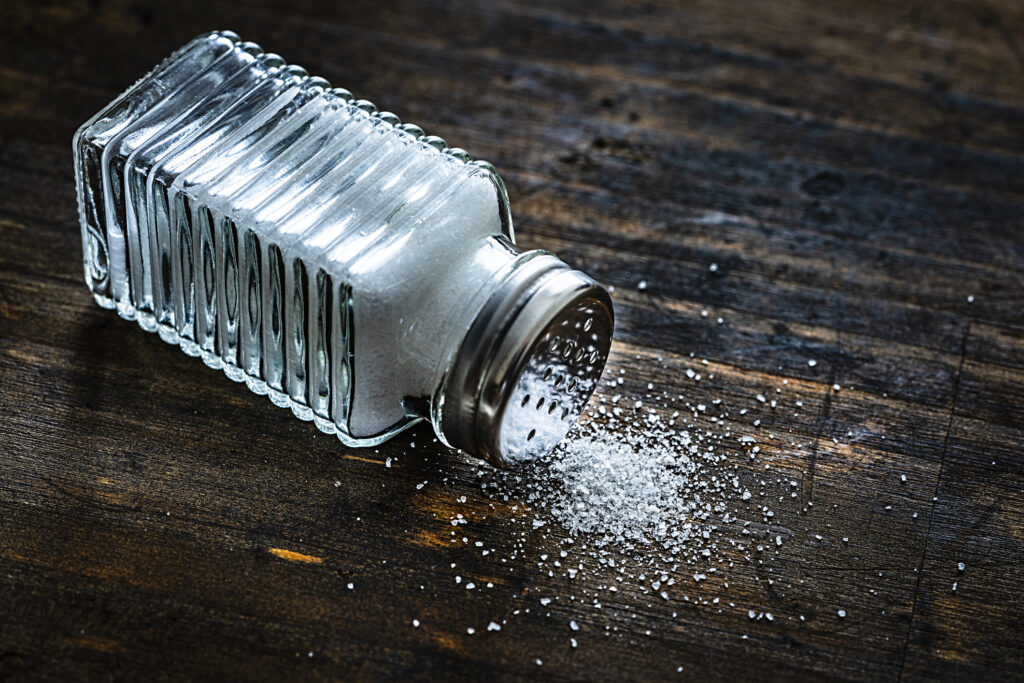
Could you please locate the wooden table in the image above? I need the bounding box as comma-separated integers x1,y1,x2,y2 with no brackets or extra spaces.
2,0,1022,680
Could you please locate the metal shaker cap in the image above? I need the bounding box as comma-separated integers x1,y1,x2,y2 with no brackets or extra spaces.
440,254,614,467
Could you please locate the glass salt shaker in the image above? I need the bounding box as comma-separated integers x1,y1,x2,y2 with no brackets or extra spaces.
73,31,614,467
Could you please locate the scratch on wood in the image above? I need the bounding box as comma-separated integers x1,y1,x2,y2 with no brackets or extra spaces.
429,630,467,656
342,454,386,465
268,548,324,565
407,528,454,549
59,635,124,653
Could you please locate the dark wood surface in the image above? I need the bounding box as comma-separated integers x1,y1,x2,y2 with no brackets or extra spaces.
2,0,1023,680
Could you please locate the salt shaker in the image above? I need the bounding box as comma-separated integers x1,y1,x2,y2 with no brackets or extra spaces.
73,31,613,467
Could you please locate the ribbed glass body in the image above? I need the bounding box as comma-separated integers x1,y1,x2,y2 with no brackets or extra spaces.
73,31,523,446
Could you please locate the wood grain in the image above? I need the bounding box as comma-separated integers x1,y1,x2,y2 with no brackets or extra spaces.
1,0,1022,680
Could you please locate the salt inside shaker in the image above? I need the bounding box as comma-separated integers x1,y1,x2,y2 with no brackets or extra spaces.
73,30,614,467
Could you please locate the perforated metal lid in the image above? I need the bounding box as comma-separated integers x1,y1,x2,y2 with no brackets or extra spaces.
440,254,613,467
